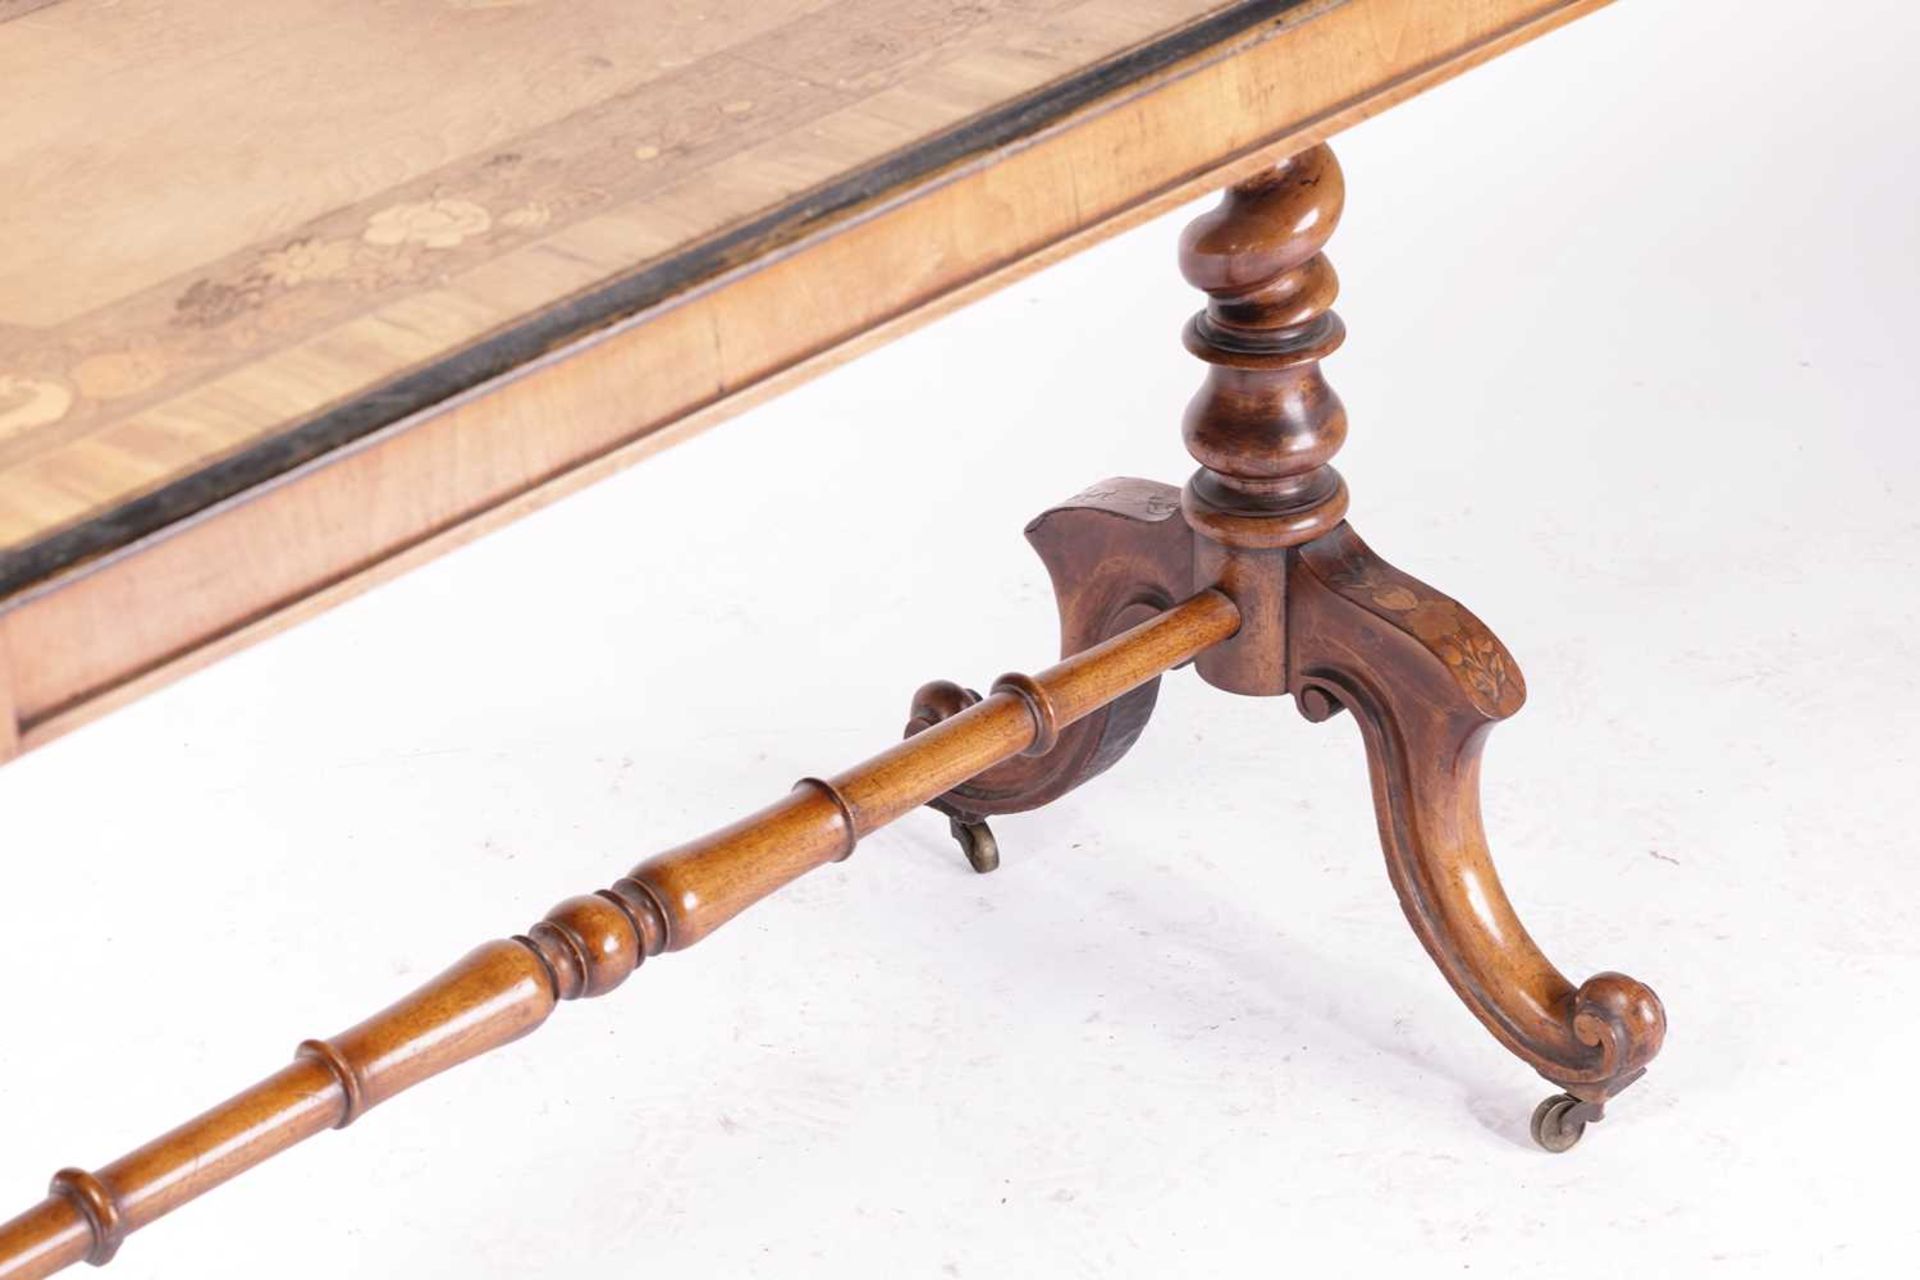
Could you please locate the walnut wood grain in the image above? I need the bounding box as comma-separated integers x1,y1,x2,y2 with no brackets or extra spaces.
1289,526,1666,1102
894,139,1668,1135
901,136,1663,1129
0,591,1241,1280
1178,141,1350,695
905,477,1192,823
1164,146,1666,1121
0,0,1617,763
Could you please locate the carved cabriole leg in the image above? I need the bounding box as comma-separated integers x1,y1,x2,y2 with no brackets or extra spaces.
1174,142,1664,1145
1289,526,1666,1111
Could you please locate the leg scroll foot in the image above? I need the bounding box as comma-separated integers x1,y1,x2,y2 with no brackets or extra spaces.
1289,523,1667,1118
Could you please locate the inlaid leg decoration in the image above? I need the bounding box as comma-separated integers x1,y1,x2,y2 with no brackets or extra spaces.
903,478,1191,871
1290,528,1666,1146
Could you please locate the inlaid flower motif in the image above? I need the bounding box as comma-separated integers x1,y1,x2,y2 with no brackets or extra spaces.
72,349,167,400
1438,632,1512,705
0,374,73,436
499,202,552,231
259,237,355,287
174,275,268,327
363,199,492,250
1329,561,1516,709
1371,585,1420,612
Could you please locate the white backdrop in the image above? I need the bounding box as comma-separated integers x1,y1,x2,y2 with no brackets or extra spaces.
5,0,1918,1275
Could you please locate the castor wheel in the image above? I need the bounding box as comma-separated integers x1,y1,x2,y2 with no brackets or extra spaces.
1529,1092,1591,1153
948,815,1000,874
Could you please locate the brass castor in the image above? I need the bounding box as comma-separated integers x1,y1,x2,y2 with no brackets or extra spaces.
1529,1092,1590,1153
947,815,1000,874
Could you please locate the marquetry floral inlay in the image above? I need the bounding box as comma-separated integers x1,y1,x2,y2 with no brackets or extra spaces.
363,199,492,249
1384,586,1510,705
71,349,167,400
499,202,553,231
1370,585,1420,612
174,276,268,328
259,237,356,287
1328,559,1517,711
1435,630,1512,708
0,374,73,436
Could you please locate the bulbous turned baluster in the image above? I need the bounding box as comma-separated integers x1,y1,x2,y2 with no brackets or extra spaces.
293,885,675,1134
1178,142,1349,548
519,885,670,1000
1177,143,1349,694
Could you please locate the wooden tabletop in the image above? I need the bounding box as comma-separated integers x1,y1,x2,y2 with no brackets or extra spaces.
0,0,1610,759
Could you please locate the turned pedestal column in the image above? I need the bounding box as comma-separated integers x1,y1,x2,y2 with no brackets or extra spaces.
916,142,1666,1149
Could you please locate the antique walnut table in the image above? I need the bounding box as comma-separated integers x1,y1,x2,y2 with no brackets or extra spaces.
0,2,1665,1274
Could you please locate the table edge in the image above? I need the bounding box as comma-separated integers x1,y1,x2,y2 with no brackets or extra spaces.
0,0,1616,760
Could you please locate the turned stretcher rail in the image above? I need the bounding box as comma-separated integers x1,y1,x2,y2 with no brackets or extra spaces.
0,590,1238,1280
